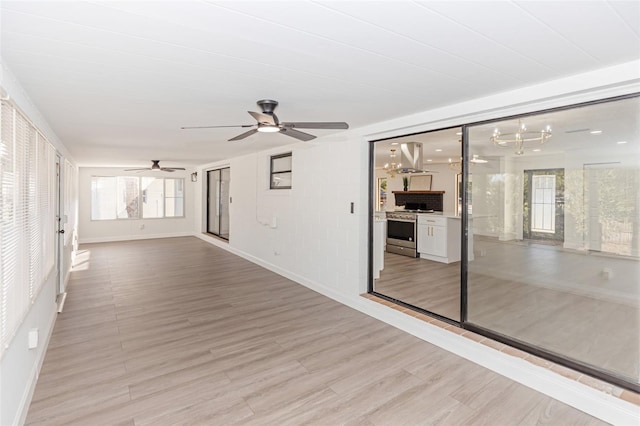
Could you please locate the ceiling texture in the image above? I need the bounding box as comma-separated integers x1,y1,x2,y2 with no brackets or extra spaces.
1,1,638,167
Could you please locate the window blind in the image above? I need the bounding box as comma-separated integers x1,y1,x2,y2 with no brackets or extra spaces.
0,98,57,357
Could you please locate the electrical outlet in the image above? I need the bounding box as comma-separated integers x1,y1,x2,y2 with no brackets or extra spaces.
28,328,38,349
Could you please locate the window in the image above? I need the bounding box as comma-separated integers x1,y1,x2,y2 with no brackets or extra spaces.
91,176,184,220
142,177,164,218
270,153,292,189
164,178,184,217
531,174,556,233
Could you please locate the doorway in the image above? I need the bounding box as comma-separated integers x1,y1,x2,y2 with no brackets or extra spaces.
55,155,65,298
523,168,565,243
207,168,230,240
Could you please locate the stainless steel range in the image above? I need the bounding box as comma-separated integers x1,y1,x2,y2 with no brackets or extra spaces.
386,211,418,258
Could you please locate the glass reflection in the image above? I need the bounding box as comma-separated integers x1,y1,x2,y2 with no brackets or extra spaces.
466,96,640,385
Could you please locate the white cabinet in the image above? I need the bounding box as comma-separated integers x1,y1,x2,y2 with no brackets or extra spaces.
417,215,461,264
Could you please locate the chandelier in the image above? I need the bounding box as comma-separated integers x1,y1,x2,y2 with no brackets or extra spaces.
491,119,552,155
383,148,401,177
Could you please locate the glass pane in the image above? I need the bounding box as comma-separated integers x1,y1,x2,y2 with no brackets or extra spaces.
91,177,116,220
207,170,220,235
271,154,292,173
271,172,291,189
467,96,640,385
372,127,463,321
116,176,139,219
164,178,184,217
142,177,164,218
219,168,230,239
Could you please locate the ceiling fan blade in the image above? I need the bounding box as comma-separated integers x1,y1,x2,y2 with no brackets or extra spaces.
229,129,259,141
282,122,349,130
280,128,316,142
248,111,277,126
181,124,254,130
124,168,150,171
161,167,186,171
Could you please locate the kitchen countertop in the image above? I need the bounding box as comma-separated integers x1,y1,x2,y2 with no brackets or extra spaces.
417,211,461,219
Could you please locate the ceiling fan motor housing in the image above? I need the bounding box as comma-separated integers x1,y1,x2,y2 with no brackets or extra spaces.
257,99,278,114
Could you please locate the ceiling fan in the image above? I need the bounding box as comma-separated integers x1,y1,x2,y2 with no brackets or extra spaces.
124,160,185,173
181,99,349,141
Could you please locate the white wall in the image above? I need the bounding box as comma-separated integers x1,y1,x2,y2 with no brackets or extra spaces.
196,134,368,296
77,167,196,243
1,60,78,426
193,60,640,424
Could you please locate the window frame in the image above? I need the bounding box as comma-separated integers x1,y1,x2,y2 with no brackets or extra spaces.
90,175,185,220
270,152,292,190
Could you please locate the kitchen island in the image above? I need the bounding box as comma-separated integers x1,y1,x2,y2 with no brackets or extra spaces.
417,212,461,264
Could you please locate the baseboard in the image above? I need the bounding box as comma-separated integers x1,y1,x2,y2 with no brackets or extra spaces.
79,232,193,244
15,305,57,426
196,233,640,425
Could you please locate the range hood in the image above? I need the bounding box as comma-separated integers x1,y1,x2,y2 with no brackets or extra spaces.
397,142,424,173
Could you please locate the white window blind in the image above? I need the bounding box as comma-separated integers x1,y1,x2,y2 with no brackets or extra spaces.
0,98,57,357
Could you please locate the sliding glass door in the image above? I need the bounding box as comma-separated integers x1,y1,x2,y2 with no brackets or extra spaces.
207,168,230,240
370,127,463,322
465,95,639,390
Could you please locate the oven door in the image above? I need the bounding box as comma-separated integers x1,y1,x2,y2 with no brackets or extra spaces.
387,219,416,248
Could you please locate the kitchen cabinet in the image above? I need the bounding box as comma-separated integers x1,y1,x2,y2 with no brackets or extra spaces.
417,215,461,264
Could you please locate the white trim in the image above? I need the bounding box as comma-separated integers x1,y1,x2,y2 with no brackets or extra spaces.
15,306,57,426
78,231,193,244
195,232,640,425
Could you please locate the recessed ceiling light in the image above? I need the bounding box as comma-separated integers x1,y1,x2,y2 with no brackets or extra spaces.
533,149,541,152
435,149,443,152
616,141,628,144
590,130,603,134
391,142,399,145
426,159,433,162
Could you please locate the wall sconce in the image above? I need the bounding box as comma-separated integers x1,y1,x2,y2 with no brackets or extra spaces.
190,172,197,182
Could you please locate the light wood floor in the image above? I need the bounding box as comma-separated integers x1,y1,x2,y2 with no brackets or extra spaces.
27,237,605,425
374,239,639,384
374,253,460,321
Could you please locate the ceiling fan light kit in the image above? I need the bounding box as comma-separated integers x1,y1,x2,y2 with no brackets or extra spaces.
182,99,349,141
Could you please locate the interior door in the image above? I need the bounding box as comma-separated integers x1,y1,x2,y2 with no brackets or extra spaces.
55,155,65,298
523,168,565,242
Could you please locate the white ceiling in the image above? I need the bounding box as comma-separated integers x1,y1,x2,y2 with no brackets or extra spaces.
1,1,638,167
